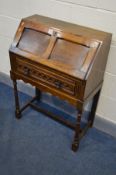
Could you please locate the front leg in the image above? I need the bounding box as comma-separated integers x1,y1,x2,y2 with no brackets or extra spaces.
12,80,21,119
72,110,82,152
35,88,42,101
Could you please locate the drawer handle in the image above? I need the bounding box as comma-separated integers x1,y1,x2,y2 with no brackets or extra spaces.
24,67,30,76
55,81,62,88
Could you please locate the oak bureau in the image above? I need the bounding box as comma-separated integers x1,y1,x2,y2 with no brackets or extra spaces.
9,15,112,152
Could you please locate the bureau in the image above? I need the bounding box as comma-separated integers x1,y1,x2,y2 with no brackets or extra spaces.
9,14,112,152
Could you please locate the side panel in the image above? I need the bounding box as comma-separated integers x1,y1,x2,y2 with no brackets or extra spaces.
84,34,112,100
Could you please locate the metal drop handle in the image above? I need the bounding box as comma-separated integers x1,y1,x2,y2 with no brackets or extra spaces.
24,67,30,76
55,81,62,88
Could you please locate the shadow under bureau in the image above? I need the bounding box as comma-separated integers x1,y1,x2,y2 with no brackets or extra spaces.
9,14,112,152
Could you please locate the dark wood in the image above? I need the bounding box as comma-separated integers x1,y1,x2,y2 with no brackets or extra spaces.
88,90,101,127
72,109,83,151
30,103,76,130
9,14,112,152
19,96,37,113
12,80,21,119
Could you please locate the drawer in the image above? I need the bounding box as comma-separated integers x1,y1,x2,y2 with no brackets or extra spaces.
15,59,77,96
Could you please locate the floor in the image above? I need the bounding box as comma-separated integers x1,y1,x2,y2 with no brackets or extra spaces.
0,82,116,175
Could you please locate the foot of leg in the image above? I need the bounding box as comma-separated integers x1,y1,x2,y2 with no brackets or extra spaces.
72,140,79,152
15,109,21,119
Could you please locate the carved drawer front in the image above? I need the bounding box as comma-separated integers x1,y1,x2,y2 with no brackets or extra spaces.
16,59,77,96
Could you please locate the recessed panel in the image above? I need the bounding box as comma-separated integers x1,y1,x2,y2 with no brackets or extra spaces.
49,39,89,70
17,28,50,56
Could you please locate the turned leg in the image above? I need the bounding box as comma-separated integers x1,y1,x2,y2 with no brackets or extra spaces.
13,80,21,119
35,88,42,101
88,90,101,127
72,110,82,152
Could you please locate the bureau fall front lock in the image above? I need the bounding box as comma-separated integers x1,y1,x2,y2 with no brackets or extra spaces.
9,14,112,152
